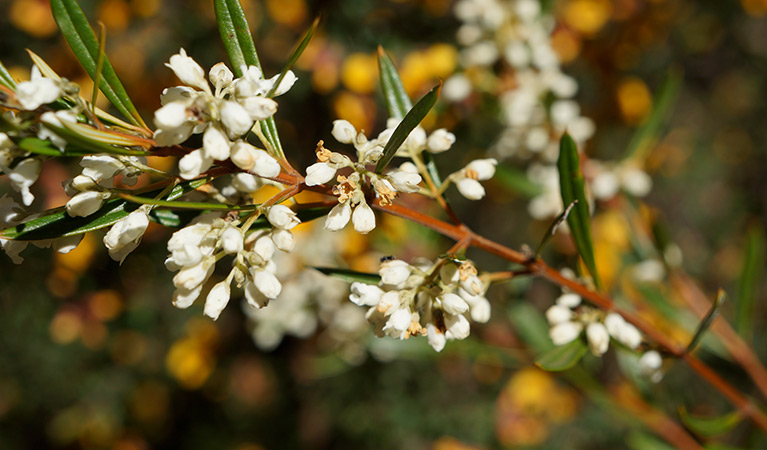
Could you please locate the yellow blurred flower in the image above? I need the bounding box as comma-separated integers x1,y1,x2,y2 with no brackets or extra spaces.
562,0,612,36
341,52,379,94
617,77,652,125
332,91,376,131
266,0,308,28
9,0,58,38
166,319,219,389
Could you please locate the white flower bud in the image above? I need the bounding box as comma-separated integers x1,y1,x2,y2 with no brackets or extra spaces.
591,171,620,200
104,209,149,262
426,129,455,153
270,228,295,252
556,293,581,308
251,150,280,178
166,48,209,91
220,226,243,254
178,149,214,179
230,141,256,171
81,155,124,181
266,205,300,230
586,322,610,356
240,96,278,120
443,74,472,102
387,170,422,193
384,308,411,333
232,173,261,192
379,259,410,286
549,321,583,346
469,297,491,323
154,102,188,130
203,280,231,320
208,62,233,89
173,257,214,291
460,275,484,296
550,100,580,126
605,313,641,349
172,285,203,309
203,126,231,160
445,313,471,340
221,100,254,137
638,350,663,375
71,175,97,192
266,70,297,96
252,268,281,299
66,191,106,217
377,291,401,314
304,162,336,186
251,233,275,263
349,282,384,306
352,202,375,234
244,280,270,309
8,158,42,206
331,120,357,144
427,324,446,352
546,305,573,325
404,126,427,151
441,293,469,315
619,166,652,197
466,158,497,180
324,202,351,231
456,178,486,200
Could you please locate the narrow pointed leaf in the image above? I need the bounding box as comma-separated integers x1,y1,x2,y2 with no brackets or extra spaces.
41,121,148,156
678,407,741,438
214,0,284,158
536,200,577,256
50,0,145,127
687,289,726,353
557,133,600,289
736,223,765,340
0,60,16,89
625,70,681,159
267,17,318,98
423,152,443,188
375,83,441,174
377,47,412,120
0,176,215,240
91,22,107,112
313,267,381,284
16,137,91,157
535,337,588,372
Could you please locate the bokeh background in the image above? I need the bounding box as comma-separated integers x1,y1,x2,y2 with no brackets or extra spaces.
1,0,767,448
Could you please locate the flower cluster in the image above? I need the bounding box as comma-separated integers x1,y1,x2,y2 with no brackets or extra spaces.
153,49,290,180
63,155,146,217
165,205,300,320
349,258,491,352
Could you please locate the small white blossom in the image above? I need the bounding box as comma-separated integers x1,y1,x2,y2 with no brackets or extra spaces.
351,201,375,234
586,322,610,356
267,205,300,230
166,48,209,92
426,129,456,153
66,191,106,217
103,208,149,263
349,282,384,306
324,202,351,231
305,162,337,186
204,280,231,320
331,120,357,144
15,66,61,110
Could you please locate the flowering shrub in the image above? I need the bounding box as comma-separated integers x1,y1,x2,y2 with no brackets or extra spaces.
1,0,766,448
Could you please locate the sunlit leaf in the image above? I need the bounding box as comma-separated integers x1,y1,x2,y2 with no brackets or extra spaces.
375,83,441,174
679,406,741,438
50,0,145,127
267,17,319,98
557,133,600,289
535,337,587,372
377,47,412,120
313,267,381,284
0,59,16,89
736,223,765,340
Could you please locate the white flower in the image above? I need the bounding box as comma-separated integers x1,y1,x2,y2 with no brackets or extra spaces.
209,62,233,89
305,162,337,186
80,155,125,181
252,268,282,299
15,66,60,110
220,226,243,254
166,48,209,92
267,205,300,230
605,313,642,349
324,202,351,231
443,74,472,102
638,350,663,379
173,285,203,309
103,209,149,263
466,158,497,180
556,293,581,308
220,100,254,137
204,280,231,320
469,296,491,322
240,96,278,120
154,101,189,130
178,149,214,179
550,321,582,346
202,126,231,160
8,158,42,206
456,178,485,200
618,166,652,197
270,228,295,252
426,129,456,153
586,322,610,356
445,313,471,340
545,305,572,325
331,120,357,144
66,191,106,217
383,308,411,335
379,259,411,286
441,293,469,315
173,257,215,291
387,168,422,193
351,201,375,234
427,324,447,352
349,282,384,306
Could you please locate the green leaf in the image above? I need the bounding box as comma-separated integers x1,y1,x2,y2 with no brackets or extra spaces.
377,47,412,120
91,21,107,112
313,267,381,284
214,0,284,159
422,152,443,188
1,176,214,241
536,200,577,256
679,406,741,438
624,70,681,159
494,164,543,198
16,137,91,157
375,83,441,174
557,133,600,289
627,431,678,450
534,337,587,372
50,0,145,128
507,302,554,353
39,120,148,156
266,17,318,98
735,223,765,340
687,289,726,353
0,59,17,89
